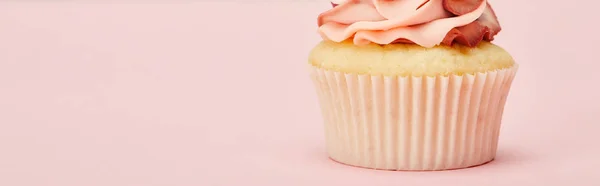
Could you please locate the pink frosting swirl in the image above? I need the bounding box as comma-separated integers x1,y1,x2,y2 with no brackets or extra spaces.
318,0,499,48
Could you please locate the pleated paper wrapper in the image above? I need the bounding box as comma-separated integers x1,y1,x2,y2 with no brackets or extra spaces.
309,65,518,171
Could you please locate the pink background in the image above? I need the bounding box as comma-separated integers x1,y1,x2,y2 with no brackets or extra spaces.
0,1,598,186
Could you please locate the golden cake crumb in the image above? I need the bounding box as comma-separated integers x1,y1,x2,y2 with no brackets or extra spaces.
308,40,515,76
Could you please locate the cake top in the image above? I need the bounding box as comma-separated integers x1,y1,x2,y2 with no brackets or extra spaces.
318,0,502,48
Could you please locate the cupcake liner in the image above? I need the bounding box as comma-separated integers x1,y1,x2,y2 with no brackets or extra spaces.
309,65,518,171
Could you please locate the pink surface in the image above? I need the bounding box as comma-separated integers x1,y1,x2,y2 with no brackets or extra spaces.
0,1,598,186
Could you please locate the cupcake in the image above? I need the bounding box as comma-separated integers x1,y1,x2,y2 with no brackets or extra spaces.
309,0,517,171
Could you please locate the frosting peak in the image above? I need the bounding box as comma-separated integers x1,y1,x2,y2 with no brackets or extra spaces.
318,0,502,48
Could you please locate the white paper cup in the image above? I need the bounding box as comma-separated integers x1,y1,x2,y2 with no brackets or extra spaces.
310,65,518,171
